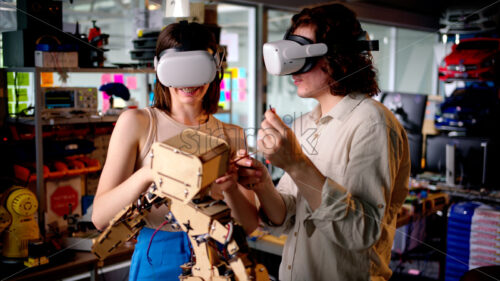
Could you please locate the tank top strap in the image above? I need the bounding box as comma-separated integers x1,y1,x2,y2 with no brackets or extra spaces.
151,107,159,142
138,107,159,163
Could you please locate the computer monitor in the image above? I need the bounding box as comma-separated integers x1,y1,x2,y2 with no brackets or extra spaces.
425,135,498,188
381,92,428,176
408,133,423,176
381,92,428,134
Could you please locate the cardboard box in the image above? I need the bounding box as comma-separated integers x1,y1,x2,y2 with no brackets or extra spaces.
35,51,78,68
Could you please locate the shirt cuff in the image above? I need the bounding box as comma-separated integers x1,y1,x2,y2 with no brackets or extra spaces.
305,178,350,223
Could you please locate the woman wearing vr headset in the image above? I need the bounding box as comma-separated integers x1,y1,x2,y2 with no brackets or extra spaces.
92,22,258,280
235,3,410,281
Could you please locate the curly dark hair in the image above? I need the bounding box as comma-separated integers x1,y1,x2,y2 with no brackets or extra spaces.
289,4,380,96
153,22,222,114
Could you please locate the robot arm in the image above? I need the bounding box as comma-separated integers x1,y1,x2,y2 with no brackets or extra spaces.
91,192,166,260
92,129,269,281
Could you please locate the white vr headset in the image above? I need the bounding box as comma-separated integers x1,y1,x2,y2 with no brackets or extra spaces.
263,34,327,76
263,33,379,76
154,48,223,88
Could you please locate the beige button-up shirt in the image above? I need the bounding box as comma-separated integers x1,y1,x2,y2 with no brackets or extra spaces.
266,93,410,281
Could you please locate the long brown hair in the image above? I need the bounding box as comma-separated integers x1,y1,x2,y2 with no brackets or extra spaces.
153,22,221,114
290,4,380,96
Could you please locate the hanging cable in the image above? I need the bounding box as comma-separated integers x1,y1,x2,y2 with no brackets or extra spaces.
146,220,169,265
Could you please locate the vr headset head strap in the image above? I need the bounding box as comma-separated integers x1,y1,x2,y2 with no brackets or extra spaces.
283,33,324,74
177,20,192,52
327,30,379,53
285,34,313,45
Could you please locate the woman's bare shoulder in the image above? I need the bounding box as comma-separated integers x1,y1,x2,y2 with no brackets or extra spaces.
116,108,150,126
113,108,151,137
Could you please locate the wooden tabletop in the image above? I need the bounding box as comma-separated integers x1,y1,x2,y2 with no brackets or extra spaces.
3,245,134,281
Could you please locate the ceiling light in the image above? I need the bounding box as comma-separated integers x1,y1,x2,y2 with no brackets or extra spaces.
149,3,160,10
165,0,190,18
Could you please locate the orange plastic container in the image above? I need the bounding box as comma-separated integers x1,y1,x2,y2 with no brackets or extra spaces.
65,158,86,176
48,161,69,178
66,156,102,173
14,164,50,182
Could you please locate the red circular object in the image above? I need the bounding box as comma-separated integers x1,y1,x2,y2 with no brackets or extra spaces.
50,185,78,216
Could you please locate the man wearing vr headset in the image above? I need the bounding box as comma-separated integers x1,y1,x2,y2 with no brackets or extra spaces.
92,22,258,281
236,4,410,280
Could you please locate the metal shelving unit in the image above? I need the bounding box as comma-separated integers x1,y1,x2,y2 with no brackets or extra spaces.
4,67,155,232
9,115,119,126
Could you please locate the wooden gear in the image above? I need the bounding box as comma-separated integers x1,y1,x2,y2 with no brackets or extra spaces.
92,129,269,281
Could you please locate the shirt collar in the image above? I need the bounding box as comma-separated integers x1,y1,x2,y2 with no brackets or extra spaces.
308,104,322,123
308,93,369,124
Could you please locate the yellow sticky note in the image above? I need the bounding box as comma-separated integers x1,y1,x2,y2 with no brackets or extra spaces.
230,68,238,78
41,72,54,87
226,68,238,78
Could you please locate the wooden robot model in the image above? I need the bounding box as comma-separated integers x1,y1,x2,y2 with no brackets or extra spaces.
92,129,269,281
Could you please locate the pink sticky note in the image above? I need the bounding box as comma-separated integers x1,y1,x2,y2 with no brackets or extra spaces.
102,93,111,113
238,90,247,102
126,76,137,90
225,91,231,101
113,74,124,84
101,74,112,85
238,78,246,89
220,79,226,90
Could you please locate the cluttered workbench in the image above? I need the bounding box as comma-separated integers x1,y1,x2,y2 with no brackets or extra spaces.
2,244,134,281
4,181,493,281
248,186,451,257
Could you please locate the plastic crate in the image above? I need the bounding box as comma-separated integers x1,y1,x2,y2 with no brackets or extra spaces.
132,38,157,49
130,49,155,61
445,202,483,281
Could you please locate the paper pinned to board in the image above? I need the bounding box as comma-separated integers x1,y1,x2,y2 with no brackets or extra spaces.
113,74,124,84
41,72,54,87
126,76,137,90
101,74,112,85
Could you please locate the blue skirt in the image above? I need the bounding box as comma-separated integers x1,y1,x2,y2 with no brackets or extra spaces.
129,228,191,281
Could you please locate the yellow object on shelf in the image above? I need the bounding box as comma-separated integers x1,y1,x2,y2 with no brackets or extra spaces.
23,256,49,267
1,186,40,259
24,257,39,267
